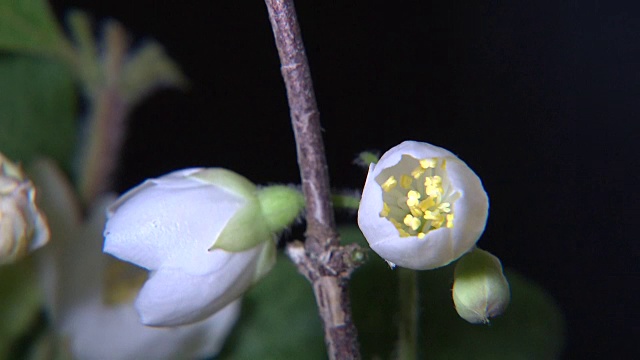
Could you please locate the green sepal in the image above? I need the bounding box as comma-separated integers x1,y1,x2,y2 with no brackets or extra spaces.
252,239,277,284
191,168,257,200
210,201,272,253
257,185,304,233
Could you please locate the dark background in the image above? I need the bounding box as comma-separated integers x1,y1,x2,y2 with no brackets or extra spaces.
50,1,638,358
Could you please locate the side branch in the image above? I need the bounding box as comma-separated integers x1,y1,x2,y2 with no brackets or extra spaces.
263,0,362,359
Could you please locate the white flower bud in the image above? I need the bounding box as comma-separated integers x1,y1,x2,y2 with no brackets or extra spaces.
452,248,511,324
103,168,302,326
357,141,489,270
0,153,49,264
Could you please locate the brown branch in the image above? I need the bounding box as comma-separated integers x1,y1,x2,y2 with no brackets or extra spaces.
263,1,362,359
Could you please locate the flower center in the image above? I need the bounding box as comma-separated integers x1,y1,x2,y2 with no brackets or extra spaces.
375,155,459,239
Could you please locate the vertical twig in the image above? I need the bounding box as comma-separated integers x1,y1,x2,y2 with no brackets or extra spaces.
263,1,362,359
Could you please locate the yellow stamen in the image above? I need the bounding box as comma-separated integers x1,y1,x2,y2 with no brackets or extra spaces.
377,155,458,238
400,175,413,189
381,176,397,192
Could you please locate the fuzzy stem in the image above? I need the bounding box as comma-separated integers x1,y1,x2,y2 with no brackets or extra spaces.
264,0,362,359
397,268,419,360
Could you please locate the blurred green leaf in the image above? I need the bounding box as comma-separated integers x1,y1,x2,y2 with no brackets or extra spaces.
0,55,77,172
218,254,325,360
0,0,72,60
0,259,43,360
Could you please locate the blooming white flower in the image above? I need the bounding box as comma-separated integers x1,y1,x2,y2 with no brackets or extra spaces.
31,159,238,359
1,152,49,264
103,168,302,326
358,141,489,270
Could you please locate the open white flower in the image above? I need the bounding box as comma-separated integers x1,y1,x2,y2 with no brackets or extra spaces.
31,159,239,359
358,141,489,270
103,168,302,326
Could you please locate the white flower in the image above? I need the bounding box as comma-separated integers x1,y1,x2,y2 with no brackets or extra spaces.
358,141,489,270
1,152,49,264
103,168,281,326
31,159,238,359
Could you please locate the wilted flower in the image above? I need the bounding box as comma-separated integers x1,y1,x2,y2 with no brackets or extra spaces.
0,153,49,264
103,168,303,326
358,141,489,270
452,248,510,324
31,159,238,359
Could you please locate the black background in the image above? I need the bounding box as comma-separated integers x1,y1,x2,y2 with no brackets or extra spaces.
50,1,638,358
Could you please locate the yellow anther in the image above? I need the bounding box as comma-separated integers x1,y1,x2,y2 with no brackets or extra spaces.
419,198,435,211
403,214,421,231
420,158,437,169
431,215,445,229
406,190,421,206
398,228,411,237
423,210,438,221
380,202,390,217
417,232,426,239
411,166,426,179
438,202,451,213
409,207,423,218
400,175,414,189
446,214,454,228
441,159,447,170
381,176,397,192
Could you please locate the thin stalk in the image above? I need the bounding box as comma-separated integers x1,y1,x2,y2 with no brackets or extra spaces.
397,268,419,360
263,1,362,359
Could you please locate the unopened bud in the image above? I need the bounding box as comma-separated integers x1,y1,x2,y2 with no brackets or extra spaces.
452,248,510,324
0,153,49,264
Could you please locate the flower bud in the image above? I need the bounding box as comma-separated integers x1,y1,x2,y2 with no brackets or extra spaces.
103,168,303,326
452,248,510,324
0,153,49,264
357,141,489,270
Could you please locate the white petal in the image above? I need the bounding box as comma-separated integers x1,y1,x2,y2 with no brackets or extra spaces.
103,178,245,273
135,244,263,326
62,293,240,360
369,228,456,270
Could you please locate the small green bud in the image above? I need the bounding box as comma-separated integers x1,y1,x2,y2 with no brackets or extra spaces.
452,248,510,324
355,151,380,168
257,185,305,233
0,153,50,264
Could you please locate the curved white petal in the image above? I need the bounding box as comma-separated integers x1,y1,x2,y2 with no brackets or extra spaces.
135,244,264,326
358,141,489,270
104,174,245,274
62,294,240,360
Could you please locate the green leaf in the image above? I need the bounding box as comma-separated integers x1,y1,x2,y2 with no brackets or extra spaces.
218,254,325,360
120,41,188,105
0,55,77,172
0,0,73,61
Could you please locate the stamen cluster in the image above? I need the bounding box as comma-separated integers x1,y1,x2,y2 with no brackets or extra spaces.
377,155,459,239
